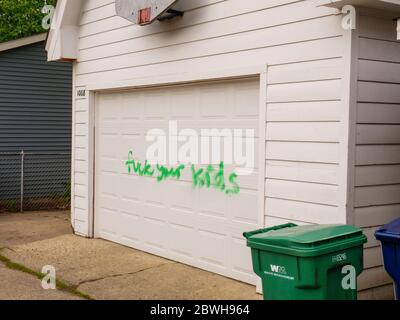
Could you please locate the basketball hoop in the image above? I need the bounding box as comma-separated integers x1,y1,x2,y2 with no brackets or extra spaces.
115,0,184,26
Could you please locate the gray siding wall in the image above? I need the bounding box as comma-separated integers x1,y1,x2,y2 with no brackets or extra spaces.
0,41,72,152
0,41,72,204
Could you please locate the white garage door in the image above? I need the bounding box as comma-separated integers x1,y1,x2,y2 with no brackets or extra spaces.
94,78,260,284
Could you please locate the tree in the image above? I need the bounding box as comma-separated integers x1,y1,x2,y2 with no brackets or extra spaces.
0,0,55,43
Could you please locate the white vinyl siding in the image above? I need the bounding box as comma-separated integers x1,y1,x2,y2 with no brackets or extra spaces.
354,11,400,299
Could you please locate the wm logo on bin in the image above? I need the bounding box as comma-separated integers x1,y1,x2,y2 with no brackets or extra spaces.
270,264,287,275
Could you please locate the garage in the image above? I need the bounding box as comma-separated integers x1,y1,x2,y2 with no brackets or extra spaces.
94,78,261,284
46,0,400,298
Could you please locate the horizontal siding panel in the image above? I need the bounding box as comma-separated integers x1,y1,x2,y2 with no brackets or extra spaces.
75,100,88,112
74,184,88,198
267,80,341,103
356,165,400,186
268,58,342,84
266,141,339,164
74,207,88,222
358,81,400,104
355,185,400,207
74,196,88,210
358,266,393,291
267,101,341,122
74,172,88,185
363,226,381,249
78,0,312,41
79,2,337,62
74,220,89,236
358,14,397,41
265,197,342,224
266,160,339,185
266,122,340,143
359,37,400,63
358,59,400,84
357,124,400,144
75,148,88,161
76,16,343,75
74,160,88,173
75,111,88,124
265,179,339,206
357,103,400,124
355,204,400,228
364,247,383,269
356,145,400,165
75,124,87,136
76,36,344,85
81,0,113,12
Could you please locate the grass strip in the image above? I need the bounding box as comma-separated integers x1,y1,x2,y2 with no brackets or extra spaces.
0,253,94,300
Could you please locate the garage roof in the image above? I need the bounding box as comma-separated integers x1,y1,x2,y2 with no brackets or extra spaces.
0,33,47,53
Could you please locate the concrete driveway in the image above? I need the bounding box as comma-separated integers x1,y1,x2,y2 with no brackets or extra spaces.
0,211,261,300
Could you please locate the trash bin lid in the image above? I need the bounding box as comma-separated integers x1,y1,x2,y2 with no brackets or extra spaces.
375,218,400,242
246,224,366,257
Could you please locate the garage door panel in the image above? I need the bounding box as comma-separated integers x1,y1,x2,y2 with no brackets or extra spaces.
144,92,168,119
229,191,259,225
142,218,169,251
167,181,198,210
95,79,260,285
119,213,142,244
97,207,120,235
235,172,258,189
142,201,169,222
230,238,255,281
98,158,120,174
119,198,142,218
122,93,144,119
98,173,120,197
169,207,196,229
142,179,170,206
98,194,120,213
198,189,229,218
119,174,145,201
120,121,146,136
99,121,120,135
169,223,196,258
197,232,229,270
199,86,231,118
120,137,147,161
234,84,260,118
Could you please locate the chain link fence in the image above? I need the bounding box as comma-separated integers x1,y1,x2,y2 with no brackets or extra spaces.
0,151,71,213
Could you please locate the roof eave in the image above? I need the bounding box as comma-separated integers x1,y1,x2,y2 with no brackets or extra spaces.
0,33,47,53
319,0,400,16
45,0,84,62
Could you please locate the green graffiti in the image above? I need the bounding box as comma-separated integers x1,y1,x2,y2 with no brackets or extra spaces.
191,162,240,195
125,151,184,182
156,164,185,182
125,151,154,177
125,151,240,195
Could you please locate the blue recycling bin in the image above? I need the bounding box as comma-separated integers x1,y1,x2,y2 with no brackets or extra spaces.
375,218,400,300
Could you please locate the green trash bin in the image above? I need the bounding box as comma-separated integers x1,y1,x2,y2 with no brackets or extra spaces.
243,223,367,300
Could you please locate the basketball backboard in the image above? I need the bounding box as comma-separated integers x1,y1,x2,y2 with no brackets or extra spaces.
115,0,183,25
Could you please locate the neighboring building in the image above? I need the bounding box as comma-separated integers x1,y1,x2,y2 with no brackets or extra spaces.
0,34,72,210
46,0,400,299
